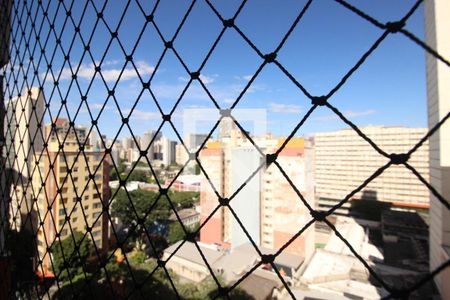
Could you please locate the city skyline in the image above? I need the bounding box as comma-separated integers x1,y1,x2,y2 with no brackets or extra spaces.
1,0,449,299
5,1,428,140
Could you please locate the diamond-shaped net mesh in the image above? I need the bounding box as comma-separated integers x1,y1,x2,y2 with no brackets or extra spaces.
1,0,449,299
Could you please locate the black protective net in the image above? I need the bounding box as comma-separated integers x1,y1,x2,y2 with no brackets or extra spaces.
0,0,449,299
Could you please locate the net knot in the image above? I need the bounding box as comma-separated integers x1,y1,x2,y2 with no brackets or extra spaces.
223,19,234,28
220,108,231,117
266,153,278,166
190,71,200,80
389,153,409,165
385,21,405,33
165,41,173,48
264,52,277,63
157,259,166,268
219,197,229,206
261,254,275,264
310,210,326,222
189,152,197,161
311,95,327,106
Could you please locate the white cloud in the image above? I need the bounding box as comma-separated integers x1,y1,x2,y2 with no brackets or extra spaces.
153,83,210,100
103,60,120,66
223,98,235,104
79,103,113,113
314,109,377,122
243,75,253,81
177,74,216,84
269,102,302,113
122,108,160,121
88,103,105,110
57,61,154,82
199,74,215,84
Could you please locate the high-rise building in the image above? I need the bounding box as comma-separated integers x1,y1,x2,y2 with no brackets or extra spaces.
170,141,177,165
175,144,189,166
89,130,100,150
185,133,208,151
122,136,138,151
199,120,314,258
140,130,160,161
153,135,176,166
4,87,44,178
32,118,109,275
3,87,44,228
425,0,450,297
314,126,430,211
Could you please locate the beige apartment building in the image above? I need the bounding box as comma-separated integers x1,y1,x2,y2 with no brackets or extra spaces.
33,118,109,276
315,126,430,209
199,119,315,259
425,0,450,298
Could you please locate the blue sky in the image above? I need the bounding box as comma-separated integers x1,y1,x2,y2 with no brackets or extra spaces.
10,0,428,143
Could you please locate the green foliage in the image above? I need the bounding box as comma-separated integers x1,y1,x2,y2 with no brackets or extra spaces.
51,231,92,281
167,222,200,246
57,273,118,299
129,251,147,266
54,258,254,300
168,191,199,209
177,277,254,300
103,259,129,280
135,161,148,167
194,164,201,175
111,190,200,232
110,161,153,183
110,162,127,181
127,170,149,182
111,189,170,232
167,222,185,245
145,234,168,256
315,243,326,249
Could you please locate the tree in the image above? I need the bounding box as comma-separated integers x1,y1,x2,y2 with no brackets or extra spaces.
127,170,149,182
110,162,127,181
168,191,199,209
177,276,255,299
111,189,170,237
194,164,201,175
52,231,92,281
129,250,147,266
167,222,185,245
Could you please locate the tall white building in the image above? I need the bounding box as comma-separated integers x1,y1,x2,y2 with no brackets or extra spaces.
3,87,44,229
425,0,450,298
199,120,315,259
140,130,161,161
314,126,430,210
156,136,174,166
185,133,208,151
4,87,44,178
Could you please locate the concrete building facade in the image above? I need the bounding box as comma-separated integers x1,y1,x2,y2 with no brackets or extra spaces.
32,119,109,275
314,126,430,209
425,0,450,298
3,87,44,229
199,119,315,258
